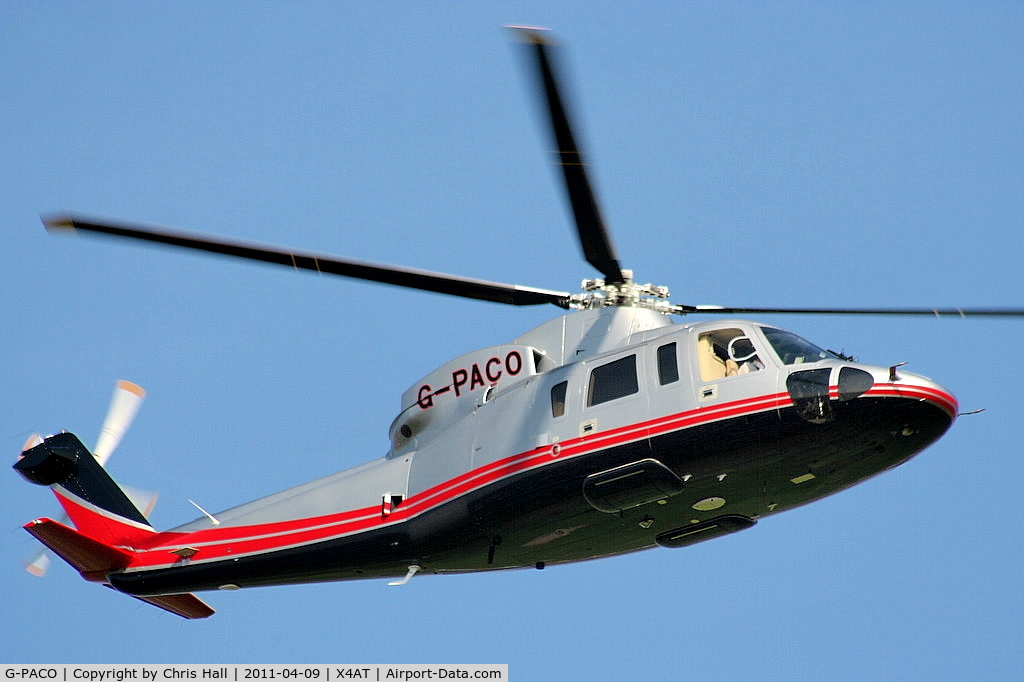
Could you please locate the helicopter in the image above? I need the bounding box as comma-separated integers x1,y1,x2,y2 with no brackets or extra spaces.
15,28,1024,619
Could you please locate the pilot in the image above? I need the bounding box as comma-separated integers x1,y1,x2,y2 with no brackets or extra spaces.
728,335,763,375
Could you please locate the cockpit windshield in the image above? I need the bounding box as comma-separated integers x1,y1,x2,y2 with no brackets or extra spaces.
760,327,839,365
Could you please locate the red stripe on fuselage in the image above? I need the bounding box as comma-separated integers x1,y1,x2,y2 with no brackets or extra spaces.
121,383,954,571
864,384,958,418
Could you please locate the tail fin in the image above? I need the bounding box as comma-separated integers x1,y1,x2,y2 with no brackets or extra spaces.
14,432,155,545
15,433,215,619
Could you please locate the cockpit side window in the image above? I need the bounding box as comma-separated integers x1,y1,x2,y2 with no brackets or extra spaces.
760,327,837,365
697,328,764,381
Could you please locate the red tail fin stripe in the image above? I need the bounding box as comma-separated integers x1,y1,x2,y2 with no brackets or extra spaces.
54,487,156,546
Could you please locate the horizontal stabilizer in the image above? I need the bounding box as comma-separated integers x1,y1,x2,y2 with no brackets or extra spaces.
24,518,215,619
132,593,215,619
24,518,131,582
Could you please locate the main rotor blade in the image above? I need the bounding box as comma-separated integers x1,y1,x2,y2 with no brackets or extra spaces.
514,27,624,284
677,304,1024,317
43,215,571,309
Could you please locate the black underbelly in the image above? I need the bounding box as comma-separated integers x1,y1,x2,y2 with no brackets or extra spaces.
109,395,952,596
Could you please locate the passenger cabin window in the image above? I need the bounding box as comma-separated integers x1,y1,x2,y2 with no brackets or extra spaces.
697,328,764,381
657,342,679,385
587,355,639,406
550,381,568,418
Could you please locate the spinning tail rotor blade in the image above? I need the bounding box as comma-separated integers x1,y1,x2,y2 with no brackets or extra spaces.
18,434,50,576
24,550,51,577
94,380,146,465
124,485,160,518
513,27,624,284
19,433,43,455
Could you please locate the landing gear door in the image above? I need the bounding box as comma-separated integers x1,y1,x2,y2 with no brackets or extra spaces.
690,325,776,407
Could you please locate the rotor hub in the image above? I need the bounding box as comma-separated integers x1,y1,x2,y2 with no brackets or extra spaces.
570,269,678,313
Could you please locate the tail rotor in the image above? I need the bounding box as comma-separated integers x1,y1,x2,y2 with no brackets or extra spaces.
21,380,151,576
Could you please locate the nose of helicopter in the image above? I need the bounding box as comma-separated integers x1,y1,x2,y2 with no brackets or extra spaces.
781,362,957,479
857,365,959,470
862,365,959,420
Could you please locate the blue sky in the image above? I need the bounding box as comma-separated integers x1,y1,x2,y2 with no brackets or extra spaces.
2,2,1022,678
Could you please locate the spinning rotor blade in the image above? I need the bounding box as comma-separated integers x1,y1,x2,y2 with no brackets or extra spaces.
20,381,148,577
17,434,50,576
44,216,572,309
514,27,625,285
94,379,146,465
24,549,51,578
677,304,1024,317
19,433,43,454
